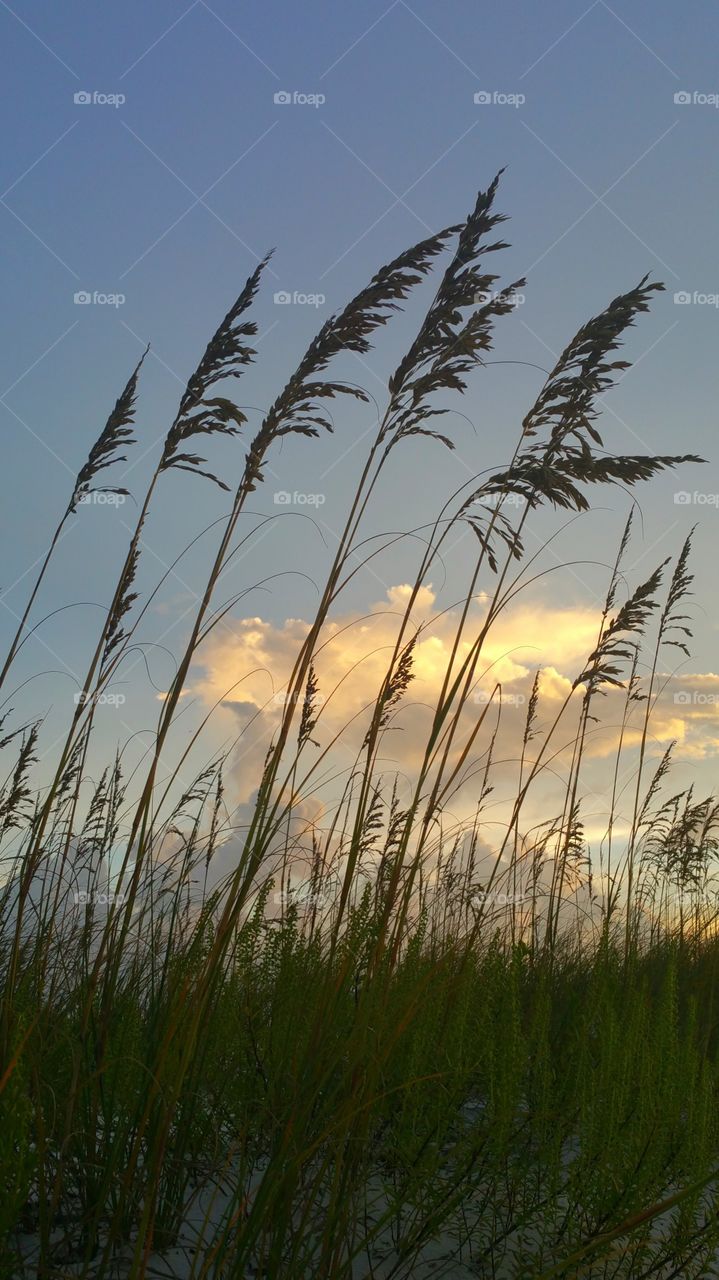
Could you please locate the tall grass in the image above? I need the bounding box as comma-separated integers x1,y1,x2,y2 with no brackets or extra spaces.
1,174,718,1279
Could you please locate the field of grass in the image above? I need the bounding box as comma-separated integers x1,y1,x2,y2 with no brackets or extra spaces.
2,174,719,1278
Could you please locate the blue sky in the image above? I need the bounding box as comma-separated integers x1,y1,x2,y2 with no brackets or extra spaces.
1,0,718,791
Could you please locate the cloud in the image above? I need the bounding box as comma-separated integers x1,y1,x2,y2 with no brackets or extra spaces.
181,586,719,865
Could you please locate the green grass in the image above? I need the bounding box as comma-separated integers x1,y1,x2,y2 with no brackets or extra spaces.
1,173,719,1278
5,922,719,1277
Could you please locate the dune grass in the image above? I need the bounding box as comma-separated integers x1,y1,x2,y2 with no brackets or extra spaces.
2,173,719,1278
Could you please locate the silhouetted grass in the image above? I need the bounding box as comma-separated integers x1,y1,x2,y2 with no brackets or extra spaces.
1,174,717,1279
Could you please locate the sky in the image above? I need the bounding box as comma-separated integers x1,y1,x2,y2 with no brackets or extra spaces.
1,0,718,836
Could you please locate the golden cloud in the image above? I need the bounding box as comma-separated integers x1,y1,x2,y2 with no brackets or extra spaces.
176,586,718,854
